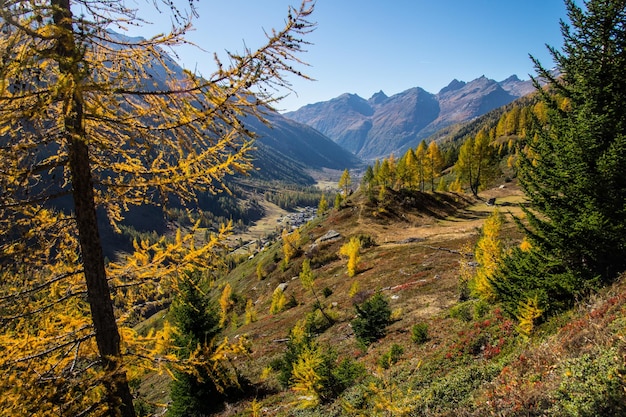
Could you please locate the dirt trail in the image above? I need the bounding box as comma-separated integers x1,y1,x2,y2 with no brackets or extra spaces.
357,185,527,247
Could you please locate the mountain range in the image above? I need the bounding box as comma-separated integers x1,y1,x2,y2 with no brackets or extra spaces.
284,75,536,160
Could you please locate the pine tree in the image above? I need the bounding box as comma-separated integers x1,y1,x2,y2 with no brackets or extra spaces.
494,0,626,318
0,1,314,414
168,272,224,417
506,0,626,310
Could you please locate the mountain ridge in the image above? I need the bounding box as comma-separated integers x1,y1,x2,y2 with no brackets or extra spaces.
284,75,535,160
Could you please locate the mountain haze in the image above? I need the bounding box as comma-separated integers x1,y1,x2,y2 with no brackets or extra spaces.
245,110,362,184
285,75,535,160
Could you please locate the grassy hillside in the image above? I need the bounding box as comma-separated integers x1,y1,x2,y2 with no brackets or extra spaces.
140,183,625,416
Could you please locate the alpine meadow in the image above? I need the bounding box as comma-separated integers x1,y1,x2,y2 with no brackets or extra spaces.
2,1,626,417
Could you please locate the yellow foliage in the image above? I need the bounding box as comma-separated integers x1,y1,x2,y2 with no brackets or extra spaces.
391,307,404,321
448,177,463,192
516,295,543,336
256,260,265,280
269,286,287,314
282,228,301,265
290,346,324,408
0,0,316,413
249,398,263,417
363,372,421,416
340,236,361,277
520,237,533,252
219,283,234,327
349,280,361,298
472,209,504,300
338,168,352,197
260,366,273,381
299,258,314,291
244,299,258,325
290,319,309,346
507,154,517,169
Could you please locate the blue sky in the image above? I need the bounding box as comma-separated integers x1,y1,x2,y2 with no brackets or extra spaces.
125,1,568,112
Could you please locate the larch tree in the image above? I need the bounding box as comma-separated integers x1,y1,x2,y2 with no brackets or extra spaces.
338,168,352,197
0,0,315,416
495,0,626,317
415,141,427,191
396,148,417,190
425,141,444,192
454,129,498,196
317,192,328,215
339,236,361,278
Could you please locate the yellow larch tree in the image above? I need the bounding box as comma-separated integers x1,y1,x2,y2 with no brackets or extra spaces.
425,141,444,192
340,236,361,277
472,208,504,300
219,283,234,328
338,168,352,197
282,227,301,265
0,0,315,415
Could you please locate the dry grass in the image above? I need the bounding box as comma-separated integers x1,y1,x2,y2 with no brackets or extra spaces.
140,180,626,417
219,186,522,387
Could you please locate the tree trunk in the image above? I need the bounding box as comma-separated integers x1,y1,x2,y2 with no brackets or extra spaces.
53,1,135,415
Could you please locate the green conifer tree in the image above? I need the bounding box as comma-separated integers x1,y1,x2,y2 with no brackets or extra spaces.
495,0,626,316
168,272,224,417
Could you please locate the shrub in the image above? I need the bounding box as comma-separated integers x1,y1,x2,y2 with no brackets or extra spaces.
305,308,336,335
310,252,339,269
352,292,392,346
473,299,490,319
378,343,404,369
322,287,333,298
550,348,626,417
411,323,429,345
450,302,473,322
355,233,376,249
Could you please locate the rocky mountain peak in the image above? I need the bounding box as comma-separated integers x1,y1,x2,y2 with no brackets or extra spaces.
369,90,388,105
438,79,466,95
285,74,534,160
